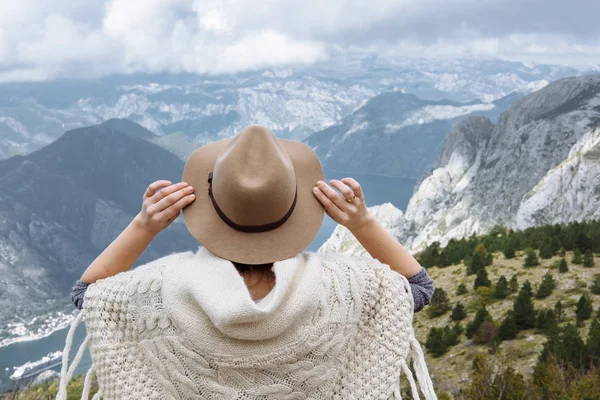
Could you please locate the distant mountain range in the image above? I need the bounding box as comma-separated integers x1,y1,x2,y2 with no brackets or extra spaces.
303,91,518,179
0,120,198,326
321,73,600,253
0,56,579,161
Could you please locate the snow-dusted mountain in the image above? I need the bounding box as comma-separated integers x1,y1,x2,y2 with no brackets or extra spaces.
321,74,600,254
304,92,514,179
0,56,578,161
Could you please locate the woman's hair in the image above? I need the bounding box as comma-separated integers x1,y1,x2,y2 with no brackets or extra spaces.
232,262,275,280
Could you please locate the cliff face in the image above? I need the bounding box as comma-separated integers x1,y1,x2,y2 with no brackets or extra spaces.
320,75,600,254
398,74,600,251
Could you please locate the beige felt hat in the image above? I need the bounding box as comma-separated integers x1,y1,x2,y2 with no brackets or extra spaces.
182,125,325,264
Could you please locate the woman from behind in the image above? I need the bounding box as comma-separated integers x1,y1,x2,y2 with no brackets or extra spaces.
61,125,436,399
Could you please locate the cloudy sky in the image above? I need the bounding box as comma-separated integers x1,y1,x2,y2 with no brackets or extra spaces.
1,0,599,82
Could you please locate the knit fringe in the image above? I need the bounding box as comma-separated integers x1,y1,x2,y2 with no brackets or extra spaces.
56,312,96,400
407,336,437,400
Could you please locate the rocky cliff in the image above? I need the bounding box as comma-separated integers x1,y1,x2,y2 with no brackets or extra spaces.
320,74,600,253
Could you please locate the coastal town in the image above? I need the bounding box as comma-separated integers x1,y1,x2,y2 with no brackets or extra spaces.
0,306,77,348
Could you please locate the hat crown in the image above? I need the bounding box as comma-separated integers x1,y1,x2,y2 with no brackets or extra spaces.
211,126,296,226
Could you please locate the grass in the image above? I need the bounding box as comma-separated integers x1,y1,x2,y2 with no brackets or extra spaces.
414,250,600,394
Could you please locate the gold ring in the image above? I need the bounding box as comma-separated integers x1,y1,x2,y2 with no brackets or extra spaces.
346,195,356,203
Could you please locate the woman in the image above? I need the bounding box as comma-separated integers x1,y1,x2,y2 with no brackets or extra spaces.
59,126,436,399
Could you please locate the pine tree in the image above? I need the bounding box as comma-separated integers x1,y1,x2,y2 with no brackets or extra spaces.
591,274,600,295
535,272,556,299
559,247,566,257
587,317,600,367
503,237,516,259
509,275,519,293
584,249,595,268
513,281,536,330
456,283,468,295
493,275,509,299
558,258,569,273
468,251,486,276
466,307,492,339
451,302,467,321
535,309,557,334
555,301,564,323
576,294,593,326
427,287,452,318
523,248,540,267
443,324,462,347
539,241,554,259
425,327,448,357
473,267,491,289
572,248,583,265
498,312,518,341
560,324,587,370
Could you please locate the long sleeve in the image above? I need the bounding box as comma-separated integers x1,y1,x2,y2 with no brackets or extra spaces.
71,280,91,310
406,268,434,313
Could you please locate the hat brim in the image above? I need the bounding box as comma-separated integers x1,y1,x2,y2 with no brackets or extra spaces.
182,138,325,264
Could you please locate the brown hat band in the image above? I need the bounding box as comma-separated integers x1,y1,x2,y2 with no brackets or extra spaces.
207,172,298,233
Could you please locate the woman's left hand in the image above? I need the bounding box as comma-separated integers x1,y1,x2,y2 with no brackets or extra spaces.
135,180,196,235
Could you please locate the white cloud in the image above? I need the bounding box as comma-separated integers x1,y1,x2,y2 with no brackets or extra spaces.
0,0,599,82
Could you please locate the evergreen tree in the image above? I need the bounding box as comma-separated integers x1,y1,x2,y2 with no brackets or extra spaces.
572,248,583,265
558,258,569,273
560,324,587,370
587,317,600,367
513,281,536,330
539,241,554,259
427,288,451,318
473,267,491,289
559,247,566,257
584,249,595,268
443,324,462,347
498,312,518,341
535,309,557,334
456,283,468,295
467,251,486,276
551,236,562,254
503,237,516,259
466,307,492,339
535,272,556,299
425,327,448,357
493,275,509,299
576,294,593,326
555,301,564,323
523,247,540,267
591,274,600,295
509,275,519,293
450,302,467,321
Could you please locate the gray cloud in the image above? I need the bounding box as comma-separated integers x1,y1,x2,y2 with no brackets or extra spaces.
0,0,598,82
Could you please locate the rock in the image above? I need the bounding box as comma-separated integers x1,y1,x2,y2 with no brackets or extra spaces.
30,369,60,386
395,74,600,251
319,203,404,256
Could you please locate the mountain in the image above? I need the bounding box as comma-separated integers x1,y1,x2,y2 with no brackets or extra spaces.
398,74,600,251
0,56,578,161
0,121,198,331
303,92,512,179
321,74,600,254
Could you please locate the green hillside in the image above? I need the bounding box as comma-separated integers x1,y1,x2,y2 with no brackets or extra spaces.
414,220,600,399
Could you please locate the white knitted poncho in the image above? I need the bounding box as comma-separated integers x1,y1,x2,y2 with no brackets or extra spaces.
57,247,436,400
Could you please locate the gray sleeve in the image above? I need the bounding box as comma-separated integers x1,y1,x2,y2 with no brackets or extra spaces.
71,280,91,310
407,268,434,313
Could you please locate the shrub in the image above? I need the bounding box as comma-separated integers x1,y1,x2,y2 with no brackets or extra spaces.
524,248,540,267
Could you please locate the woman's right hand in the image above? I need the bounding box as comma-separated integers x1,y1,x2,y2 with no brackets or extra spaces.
312,178,374,232
135,180,196,235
